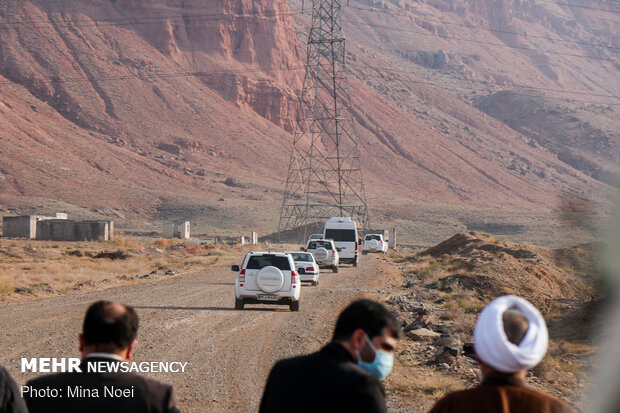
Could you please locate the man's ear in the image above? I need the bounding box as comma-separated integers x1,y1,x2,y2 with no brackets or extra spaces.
79,333,85,353
350,329,366,351
125,339,137,361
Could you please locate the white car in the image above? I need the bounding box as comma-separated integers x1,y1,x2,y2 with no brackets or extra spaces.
362,234,388,254
288,252,320,286
231,252,301,311
305,239,339,273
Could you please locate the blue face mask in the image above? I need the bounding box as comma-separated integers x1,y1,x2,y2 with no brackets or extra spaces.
357,333,394,381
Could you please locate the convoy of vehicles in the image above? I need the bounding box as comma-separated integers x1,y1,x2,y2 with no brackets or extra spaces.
231,217,389,311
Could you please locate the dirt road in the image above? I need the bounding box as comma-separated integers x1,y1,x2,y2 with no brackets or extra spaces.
0,255,392,412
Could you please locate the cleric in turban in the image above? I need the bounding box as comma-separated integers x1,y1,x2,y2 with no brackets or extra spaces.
428,295,576,413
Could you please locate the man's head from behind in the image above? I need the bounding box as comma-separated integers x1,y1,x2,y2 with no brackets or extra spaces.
503,308,529,346
333,299,401,379
473,295,548,379
79,301,139,360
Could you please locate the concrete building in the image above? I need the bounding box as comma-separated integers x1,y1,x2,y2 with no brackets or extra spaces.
2,214,113,241
2,213,68,239
36,220,113,241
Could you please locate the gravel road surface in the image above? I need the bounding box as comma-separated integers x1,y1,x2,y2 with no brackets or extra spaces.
0,256,388,412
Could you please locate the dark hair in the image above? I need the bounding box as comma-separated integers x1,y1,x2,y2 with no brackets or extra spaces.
83,301,139,350
502,308,529,345
333,299,402,341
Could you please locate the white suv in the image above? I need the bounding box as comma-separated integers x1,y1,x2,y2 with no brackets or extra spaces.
231,252,301,311
305,239,339,273
362,234,388,254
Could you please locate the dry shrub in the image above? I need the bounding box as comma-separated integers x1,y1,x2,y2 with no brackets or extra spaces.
153,238,180,249
0,278,15,294
390,368,464,399
113,237,143,249
439,306,476,341
418,259,442,280
443,287,485,313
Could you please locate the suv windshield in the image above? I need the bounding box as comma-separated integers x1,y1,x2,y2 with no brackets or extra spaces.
246,255,291,270
291,253,313,262
308,241,333,250
365,235,381,241
325,229,356,242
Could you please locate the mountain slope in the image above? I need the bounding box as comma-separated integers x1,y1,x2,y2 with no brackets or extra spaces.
0,0,617,243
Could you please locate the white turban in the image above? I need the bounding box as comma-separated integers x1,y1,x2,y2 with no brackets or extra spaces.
474,295,548,373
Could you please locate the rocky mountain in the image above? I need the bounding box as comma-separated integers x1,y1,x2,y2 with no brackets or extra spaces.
0,0,617,244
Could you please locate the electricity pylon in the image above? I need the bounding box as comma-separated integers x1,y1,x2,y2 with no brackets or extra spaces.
277,0,369,242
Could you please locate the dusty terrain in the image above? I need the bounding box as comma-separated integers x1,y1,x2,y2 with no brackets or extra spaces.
0,232,603,412
0,0,617,245
0,238,235,301
1,252,396,412
383,232,602,411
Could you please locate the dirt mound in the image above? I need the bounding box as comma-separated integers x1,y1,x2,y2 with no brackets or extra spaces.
421,232,485,257
386,232,604,410
417,232,599,305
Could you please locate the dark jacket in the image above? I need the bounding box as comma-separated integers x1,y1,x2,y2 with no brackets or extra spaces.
25,356,179,413
259,342,387,413
0,365,28,413
428,374,575,413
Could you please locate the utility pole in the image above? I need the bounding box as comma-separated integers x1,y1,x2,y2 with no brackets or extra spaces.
277,0,369,243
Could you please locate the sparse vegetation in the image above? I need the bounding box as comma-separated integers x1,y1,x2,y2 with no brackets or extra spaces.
153,238,181,249
0,239,242,301
111,236,144,249
0,278,14,294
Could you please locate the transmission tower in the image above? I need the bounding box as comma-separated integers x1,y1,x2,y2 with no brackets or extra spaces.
277,0,369,242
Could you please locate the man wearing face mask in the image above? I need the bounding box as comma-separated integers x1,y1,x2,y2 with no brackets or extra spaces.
259,299,401,413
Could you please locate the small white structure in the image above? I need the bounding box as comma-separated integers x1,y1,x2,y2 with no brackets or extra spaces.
163,221,190,239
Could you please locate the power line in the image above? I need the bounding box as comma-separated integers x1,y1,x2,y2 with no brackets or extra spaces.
348,5,620,51
339,18,618,62
2,5,616,61
536,0,620,13
350,63,620,105
0,65,306,86
349,62,620,99
349,0,620,14
0,9,304,30
0,62,618,106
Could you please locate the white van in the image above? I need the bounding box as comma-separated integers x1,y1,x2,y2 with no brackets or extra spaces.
323,217,359,267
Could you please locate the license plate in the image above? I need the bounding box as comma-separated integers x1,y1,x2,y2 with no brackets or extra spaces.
257,295,278,301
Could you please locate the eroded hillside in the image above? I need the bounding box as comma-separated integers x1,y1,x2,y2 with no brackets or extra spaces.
0,0,617,244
